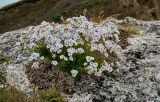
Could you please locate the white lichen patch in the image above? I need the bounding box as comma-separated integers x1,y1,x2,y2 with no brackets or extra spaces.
6,64,32,93
0,16,160,102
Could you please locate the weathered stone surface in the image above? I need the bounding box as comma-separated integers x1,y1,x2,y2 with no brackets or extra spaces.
0,17,160,102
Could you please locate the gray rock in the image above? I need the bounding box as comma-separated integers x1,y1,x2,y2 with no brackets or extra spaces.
0,17,160,102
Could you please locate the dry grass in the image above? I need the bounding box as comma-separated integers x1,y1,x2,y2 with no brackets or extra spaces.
118,25,140,49
0,86,28,102
0,86,65,102
0,67,65,102
0,68,6,86
35,87,65,102
119,25,140,35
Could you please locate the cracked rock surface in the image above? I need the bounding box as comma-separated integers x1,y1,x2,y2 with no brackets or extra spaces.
0,17,160,102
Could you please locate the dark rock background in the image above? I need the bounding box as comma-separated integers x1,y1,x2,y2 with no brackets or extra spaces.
0,0,160,34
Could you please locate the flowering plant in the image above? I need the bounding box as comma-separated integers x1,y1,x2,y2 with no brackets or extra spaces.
23,16,121,77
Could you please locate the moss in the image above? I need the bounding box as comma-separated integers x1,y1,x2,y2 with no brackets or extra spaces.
0,68,6,85
0,54,11,64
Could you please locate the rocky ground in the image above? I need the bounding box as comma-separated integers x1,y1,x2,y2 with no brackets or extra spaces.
0,16,160,102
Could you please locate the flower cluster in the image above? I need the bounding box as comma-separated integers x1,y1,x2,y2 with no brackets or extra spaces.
71,70,78,77
31,62,39,69
29,53,40,61
51,61,58,65
22,16,121,77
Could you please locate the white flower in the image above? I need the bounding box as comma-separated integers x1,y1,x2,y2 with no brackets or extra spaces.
64,57,68,61
57,49,62,54
90,57,95,61
106,66,113,72
41,21,48,26
86,65,94,74
102,61,113,72
52,54,56,58
40,56,45,60
67,48,76,53
90,62,98,68
87,70,92,75
95,71,102,76
86,56,90,62
60,55,65,59
51,61,58,65
104,52,108,57
29,53,40,61
77,48,84,53
91,43,98,51
28,43,37,48
110,63,114,66
71,70,78,77
69,56,74,61
68,53,73,57
31,62,39,69
86,56,95,62
98,43,105,53
83,62,88,66
25,16,120,77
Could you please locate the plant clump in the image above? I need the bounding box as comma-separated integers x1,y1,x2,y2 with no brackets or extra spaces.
0,86,65,102
119,25,140,35
0,86,27,102
0,54,11,64
118,24,140,48
23,16,121,77
0,68,6,86
35,87,65,102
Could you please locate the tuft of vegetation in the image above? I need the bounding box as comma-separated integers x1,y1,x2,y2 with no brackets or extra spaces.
34,40,87,75
33,34,117,77
118,25,140,49
0,68,6,86
34,41,54,61
58,50,87,74
0,54,11,64
119,25,140,35
0,86,65,102
35,87,65,102
53,11,69,21
0,86,28,102
26,16,119,77
51,0,112,22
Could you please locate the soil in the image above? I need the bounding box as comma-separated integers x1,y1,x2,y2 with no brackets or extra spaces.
0,0,160,34
25,60,102,95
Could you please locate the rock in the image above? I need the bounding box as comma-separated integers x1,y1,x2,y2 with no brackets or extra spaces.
0,16,160,102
